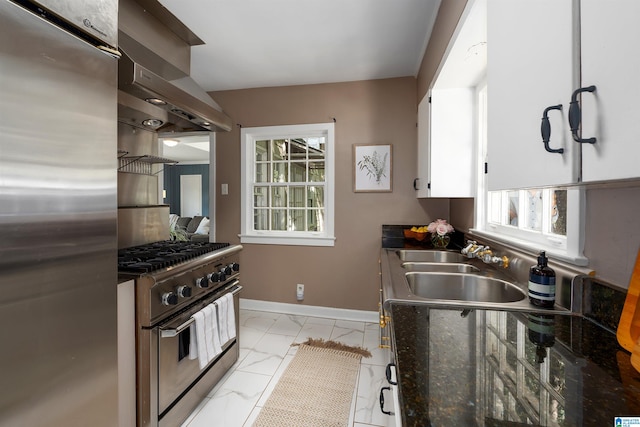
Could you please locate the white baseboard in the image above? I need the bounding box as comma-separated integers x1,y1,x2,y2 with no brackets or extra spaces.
239,298,378,323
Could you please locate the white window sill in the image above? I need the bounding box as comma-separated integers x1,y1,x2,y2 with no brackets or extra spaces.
469,229,589,267
239,234,336,247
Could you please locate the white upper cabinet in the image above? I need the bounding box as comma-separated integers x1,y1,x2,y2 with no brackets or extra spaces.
415,0,484,198
487,0,640,190
417,89,475,197
580,0,640,183
487,0,578,190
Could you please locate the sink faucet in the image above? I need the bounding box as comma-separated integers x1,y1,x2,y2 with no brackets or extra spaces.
477,246,510,268
461,240,485,258
461,241,509,268
461,240,476,255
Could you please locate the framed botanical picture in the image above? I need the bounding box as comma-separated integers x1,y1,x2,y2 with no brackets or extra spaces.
353,144,393,192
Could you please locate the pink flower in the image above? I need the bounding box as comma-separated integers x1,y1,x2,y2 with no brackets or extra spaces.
428,219,454,236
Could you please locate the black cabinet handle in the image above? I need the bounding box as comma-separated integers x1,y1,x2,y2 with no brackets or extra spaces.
413,178,419,190
379,386,395,416
541,104,564,154
568,85,597,144
385,363,398,385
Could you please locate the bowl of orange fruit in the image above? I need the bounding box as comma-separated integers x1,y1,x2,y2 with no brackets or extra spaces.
404,226,429,241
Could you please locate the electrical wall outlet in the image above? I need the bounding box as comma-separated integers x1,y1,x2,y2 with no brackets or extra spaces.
296,284,304,301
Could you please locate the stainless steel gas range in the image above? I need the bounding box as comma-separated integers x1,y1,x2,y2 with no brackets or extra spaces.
118,241,242,427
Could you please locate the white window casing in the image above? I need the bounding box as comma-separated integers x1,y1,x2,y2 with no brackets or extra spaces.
240,123,335,247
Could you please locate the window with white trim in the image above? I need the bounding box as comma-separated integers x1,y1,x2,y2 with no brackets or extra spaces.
473,84,586,265
240,123,335,246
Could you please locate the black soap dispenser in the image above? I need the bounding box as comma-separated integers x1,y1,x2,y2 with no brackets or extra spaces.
528,251,556,308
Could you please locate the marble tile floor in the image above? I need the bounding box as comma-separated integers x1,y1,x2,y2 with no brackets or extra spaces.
180,309,396,427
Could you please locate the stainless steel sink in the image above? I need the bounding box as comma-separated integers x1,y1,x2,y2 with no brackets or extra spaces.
402,262,480,273
396,250,467,263
405,272,527,303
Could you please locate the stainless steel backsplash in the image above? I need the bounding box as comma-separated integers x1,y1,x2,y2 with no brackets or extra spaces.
118,172,159,206
117,121,168,247
118,206,169,248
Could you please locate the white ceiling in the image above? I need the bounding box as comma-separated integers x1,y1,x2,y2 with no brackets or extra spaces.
157,0,442,92
161,134,211,163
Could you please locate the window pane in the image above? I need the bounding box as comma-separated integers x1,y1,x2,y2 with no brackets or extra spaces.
289,138,307,160
254,209,268,230
253,186,268,207
308,209,325,232
290,162,307,182
272,163,288,182
524,189,542,231
289,186,305,207
271,209,287,230
272,139,288,161
508,191,519,226
308,186,324,208
307,137,326,159
489,191,502,224
255,140,269,161
551,189,567,236
255,163,269,183
289,209,305,231
242,123,334,244
271,186,287,207
309,161,325,182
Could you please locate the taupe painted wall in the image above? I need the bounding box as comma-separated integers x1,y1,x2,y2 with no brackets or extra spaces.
584,186,640,289
212,78,449,311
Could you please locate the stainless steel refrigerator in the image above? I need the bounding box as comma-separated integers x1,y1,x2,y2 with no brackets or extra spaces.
0,1,119,425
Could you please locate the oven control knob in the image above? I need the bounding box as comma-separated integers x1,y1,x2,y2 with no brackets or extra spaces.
161,292,178,306
221,265,233,276
230,262,240,272
177,285,192,298
196,277,209,288
211,271,224,282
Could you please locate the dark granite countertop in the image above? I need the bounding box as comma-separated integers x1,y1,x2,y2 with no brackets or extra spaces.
390,304,640,427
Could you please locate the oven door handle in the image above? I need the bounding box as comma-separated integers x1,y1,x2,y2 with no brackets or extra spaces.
159,281,242,338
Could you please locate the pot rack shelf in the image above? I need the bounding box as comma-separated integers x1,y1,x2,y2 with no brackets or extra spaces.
118,154,179,175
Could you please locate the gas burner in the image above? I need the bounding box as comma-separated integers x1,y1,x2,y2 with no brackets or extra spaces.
118,241,230,273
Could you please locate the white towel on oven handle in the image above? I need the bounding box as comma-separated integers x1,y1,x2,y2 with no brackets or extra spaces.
217,295,229,345
188,320,197,361
190,304,223,369
225,293,236,340
190,310,208,369
211,303,223,356
204,304,223,360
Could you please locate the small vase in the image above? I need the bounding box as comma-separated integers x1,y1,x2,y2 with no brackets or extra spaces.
431,233,450,249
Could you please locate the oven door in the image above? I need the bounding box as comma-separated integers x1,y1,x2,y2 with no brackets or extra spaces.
156,282,241,415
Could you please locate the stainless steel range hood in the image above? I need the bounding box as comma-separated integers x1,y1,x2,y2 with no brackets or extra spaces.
117,0,232,133
118,40,232,133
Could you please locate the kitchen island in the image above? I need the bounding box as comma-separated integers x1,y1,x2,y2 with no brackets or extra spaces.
390,303,640,426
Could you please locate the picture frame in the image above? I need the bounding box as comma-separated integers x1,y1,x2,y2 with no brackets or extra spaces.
353,144,393,192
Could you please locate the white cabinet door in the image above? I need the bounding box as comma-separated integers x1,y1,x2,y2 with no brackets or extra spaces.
429,89,475,197
580,0,640,182
487,0,579,190
415,94,430,198
417,92,475,198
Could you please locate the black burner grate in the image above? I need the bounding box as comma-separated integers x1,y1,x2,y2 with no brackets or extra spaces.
118,241,230,273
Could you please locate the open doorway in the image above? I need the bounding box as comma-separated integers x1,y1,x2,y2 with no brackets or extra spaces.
159,132,215,241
